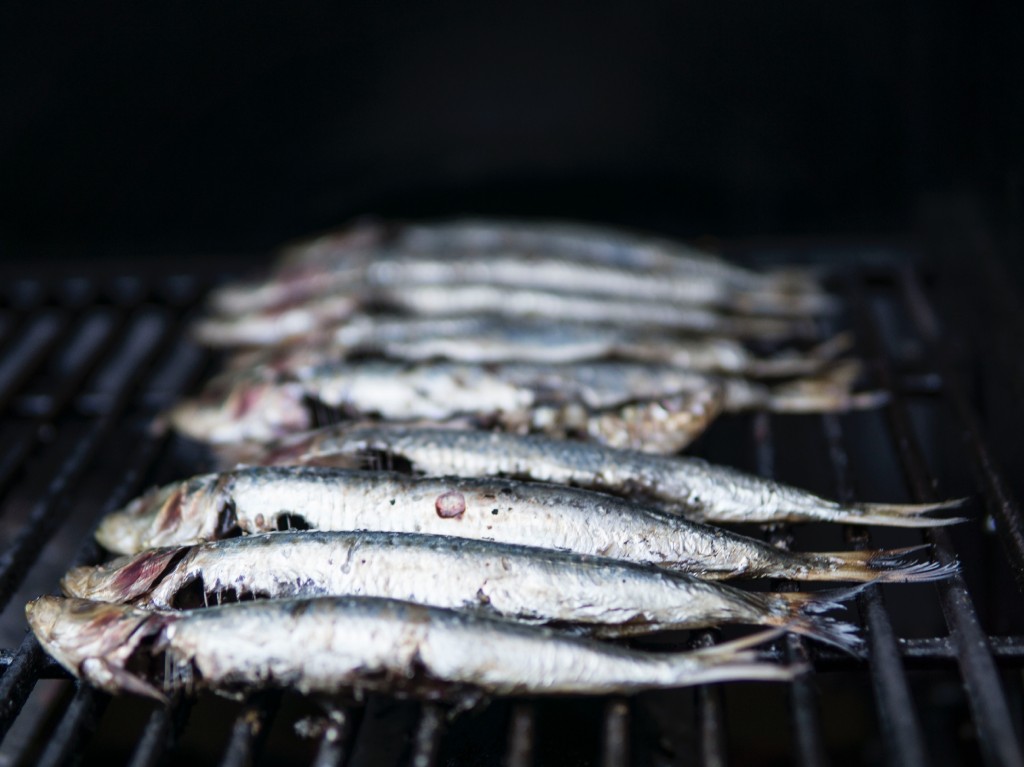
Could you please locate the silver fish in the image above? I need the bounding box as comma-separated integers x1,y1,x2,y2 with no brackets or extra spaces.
168,360,883,450
61,531,863,652
214,315,850,378
196,285,815,348
93,467,956,584
26,595,799,702
232,425,964,528
212,219,831,317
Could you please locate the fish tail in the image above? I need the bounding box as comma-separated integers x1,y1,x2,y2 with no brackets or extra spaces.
764,361,889,413
748,332,855,377
796,545,959,583
728,288,841,318
671,629,804,685
826,498,968,528
767,587,866,654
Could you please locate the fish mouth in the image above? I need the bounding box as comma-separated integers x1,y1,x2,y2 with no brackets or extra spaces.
95,475,230,556
62,547,189,603
94,483,179,555
170,381,312,445
25,596,171,700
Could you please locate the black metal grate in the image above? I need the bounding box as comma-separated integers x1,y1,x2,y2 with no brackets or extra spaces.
1,246,1023,766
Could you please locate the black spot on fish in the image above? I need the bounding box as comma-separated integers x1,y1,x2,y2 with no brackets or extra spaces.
277,513,311,531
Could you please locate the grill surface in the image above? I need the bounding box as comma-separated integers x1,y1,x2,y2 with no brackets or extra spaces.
0,241,1023,766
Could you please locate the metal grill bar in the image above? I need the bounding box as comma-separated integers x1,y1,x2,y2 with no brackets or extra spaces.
0,305,177,614
900,265,1024,597
219,693,282,767
822,412,930,767
601,698,630,767
504,704,535,767
408,703,445,767
855,273,1024,767
310,707,357,767
126,702,193,767
754,412,828,767
694,633,727,767
35,685,108,767
0,278,210,761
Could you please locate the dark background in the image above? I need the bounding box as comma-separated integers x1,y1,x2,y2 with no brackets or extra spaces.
0,3,1021,258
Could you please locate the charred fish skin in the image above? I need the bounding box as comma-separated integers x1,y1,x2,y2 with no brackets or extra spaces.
94,467,958,584
241,426,964,529
61,531,862,652
27,595,799,702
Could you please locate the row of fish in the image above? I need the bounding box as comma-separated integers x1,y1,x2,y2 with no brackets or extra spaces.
28,219,963,704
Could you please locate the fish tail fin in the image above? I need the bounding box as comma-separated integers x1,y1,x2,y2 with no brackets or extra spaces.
767,587,866,654
729,286,841,318
748,332,855,377
829,498,969,528
672,629,805,685
797,545,959,583
763,360,889,412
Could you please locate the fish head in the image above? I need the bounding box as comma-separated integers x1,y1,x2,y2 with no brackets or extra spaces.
168,376,310,444
62,546,187,603
26,596,172,701
95,474,233,555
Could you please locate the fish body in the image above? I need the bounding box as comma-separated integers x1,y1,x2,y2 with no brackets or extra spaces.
27,595,798,702
239,426,964,528
169,360,880,450
61,531,862,651
94,467,956,585
212,219,833,319
197,285,812,348
240,315,844,377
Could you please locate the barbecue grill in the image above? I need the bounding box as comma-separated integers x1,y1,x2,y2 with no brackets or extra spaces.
1,233,1023,767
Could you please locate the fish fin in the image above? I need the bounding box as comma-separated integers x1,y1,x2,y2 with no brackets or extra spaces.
764,361,888,413
747,332,855,377
770,588,865,655
82,657,169,704
62,547,188,603
728,286,841,317
688,627,788,658
827,497,968,528
800,545,959,583
677,630,806,685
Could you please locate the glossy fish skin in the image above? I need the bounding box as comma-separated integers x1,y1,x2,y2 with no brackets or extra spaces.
94,467,957,585
169,360,879,450
27,596,799,702
239,426,964,528
61,531,861,651
212,219,833,319
198,285,813,348
215,315,849,378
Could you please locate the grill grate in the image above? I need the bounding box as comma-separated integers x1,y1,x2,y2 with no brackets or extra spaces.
0,247,1023,766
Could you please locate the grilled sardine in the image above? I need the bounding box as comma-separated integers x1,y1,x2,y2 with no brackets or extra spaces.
27,595,800,702
94,467,956,584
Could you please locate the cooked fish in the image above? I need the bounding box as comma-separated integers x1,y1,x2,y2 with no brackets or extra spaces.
168,360,883,449
212,219,833,318
234,425,964,528
93,467,956,584
197,285,815,348
62,531,863,651
213,315,849,378
27,595,799,702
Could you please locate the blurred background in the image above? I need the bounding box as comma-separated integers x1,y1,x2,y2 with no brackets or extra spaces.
0,2,1021,259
